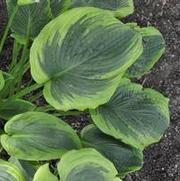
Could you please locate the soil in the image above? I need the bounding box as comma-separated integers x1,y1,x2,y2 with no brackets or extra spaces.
0,0,180,181
124,1,180,181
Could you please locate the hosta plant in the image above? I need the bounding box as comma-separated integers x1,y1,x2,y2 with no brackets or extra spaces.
0,0,169,180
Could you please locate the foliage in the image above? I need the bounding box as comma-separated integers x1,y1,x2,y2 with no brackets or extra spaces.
0,0,169,180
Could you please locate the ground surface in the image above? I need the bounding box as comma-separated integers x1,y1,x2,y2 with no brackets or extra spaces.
124,1,180,181
0,0,180,181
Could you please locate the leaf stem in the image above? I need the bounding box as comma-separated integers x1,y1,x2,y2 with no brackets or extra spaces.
9,40,22,71
36,105,85,116
15,16,31,89
52,111,84,117
0,5,18,55
28,91,43,102
13,83,43,98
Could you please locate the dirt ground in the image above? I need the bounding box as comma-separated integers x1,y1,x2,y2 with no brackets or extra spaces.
0,0,180,181
124,0,180,180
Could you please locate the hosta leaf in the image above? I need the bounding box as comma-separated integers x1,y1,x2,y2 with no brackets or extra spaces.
71,0,134,18
30,7,143,111
90,79,170,149
1,112,82,160
81,125,143,177
58,148,121,181
0,99,36,120
33,164,58,181
9,157,37,181
0,159,25,181
50,0,71,17
18,0,40,5
126,26,165,78
6,0,51,41
0,70,5,92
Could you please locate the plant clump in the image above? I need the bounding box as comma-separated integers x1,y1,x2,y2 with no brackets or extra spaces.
0,0,169,180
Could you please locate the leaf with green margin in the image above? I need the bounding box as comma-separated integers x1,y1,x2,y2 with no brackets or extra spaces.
6,0,74,43
0,159,25,181
9,157,37,181
57,148,122,181
33,163,58,181
0,99,36,120
81,124,143,177
126,26,165,78
90,78,170,150
1,112,82,160
50,0,71,17
30,7,143,111
18,0,40,5
71,0,134,18
6,0,51,41
0,70,5,92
